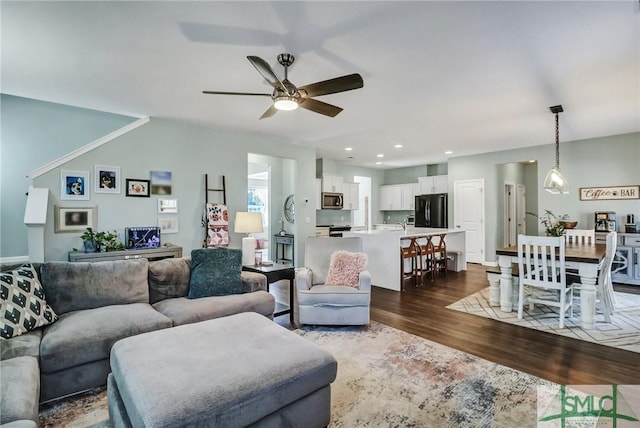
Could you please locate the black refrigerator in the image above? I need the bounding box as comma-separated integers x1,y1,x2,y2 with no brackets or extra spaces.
414,194,448,228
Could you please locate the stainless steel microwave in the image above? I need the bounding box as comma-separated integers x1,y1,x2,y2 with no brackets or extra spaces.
321,192,343,209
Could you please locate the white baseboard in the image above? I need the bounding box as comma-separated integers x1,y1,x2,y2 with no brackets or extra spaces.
483,261,498,267
0,255,29,264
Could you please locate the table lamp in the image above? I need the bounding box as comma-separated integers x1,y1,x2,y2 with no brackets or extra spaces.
234,212,263,265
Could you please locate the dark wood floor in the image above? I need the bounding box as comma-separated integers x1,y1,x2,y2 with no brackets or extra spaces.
275,263,639,386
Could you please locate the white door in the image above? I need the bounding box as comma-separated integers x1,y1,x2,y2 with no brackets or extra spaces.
516,184,526,236
454,179,485,264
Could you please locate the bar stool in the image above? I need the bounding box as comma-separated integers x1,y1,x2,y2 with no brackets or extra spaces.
432,233,448,278
416,236,435,284
400,237,420,289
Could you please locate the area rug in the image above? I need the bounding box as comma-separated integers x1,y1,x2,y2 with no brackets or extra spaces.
447,287,640,354
39,321,554,427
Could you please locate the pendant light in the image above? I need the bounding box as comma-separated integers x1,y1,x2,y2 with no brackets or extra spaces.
543,105,569,194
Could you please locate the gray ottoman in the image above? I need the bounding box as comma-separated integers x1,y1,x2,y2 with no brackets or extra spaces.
108,312,337,427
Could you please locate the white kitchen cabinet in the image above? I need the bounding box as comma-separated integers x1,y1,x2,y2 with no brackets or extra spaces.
315,178,322,210
401,183,419,210
322,174,344,193
380,183,418,211
379,185,402,211
418,175,448,195
343,182,359,210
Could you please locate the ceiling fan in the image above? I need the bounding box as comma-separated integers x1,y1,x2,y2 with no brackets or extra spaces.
203,53,364,119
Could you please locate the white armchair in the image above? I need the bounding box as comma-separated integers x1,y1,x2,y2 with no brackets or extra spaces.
296,237,371,326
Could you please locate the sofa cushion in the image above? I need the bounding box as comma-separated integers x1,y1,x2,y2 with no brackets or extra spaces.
148,258,191,304
188,248,242,298
152,290,275,326
0,330,41,361
0,356,40,425
298,285,371,307
41,259,149,315
39,303,172,374
1,264,57,339
325,251,368,287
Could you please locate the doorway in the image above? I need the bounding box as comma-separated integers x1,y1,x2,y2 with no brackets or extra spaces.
353,176,371,230
248,161,270,261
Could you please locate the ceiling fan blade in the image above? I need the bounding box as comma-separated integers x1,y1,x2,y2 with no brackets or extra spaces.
298,98,343,117
202,90,272,96
259,105,278,120
247,56,287,92
298,74,363,97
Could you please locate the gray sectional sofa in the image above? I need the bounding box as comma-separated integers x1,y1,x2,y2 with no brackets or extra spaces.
0,256,275,427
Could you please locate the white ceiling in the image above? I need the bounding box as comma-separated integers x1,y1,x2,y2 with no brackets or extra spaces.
3,1,639,168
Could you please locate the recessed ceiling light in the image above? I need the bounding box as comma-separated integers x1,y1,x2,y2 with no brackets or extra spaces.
345,147,353,151
377,154,384,158
445,151,453,155
529,159,536,163
394,144,403,148
376,161,382,165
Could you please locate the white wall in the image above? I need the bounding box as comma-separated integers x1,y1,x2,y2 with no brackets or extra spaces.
33,118,317,264
1,95,136,258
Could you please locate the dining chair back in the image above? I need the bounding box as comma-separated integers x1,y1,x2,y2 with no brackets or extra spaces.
517,234,573,328
564,229,595,245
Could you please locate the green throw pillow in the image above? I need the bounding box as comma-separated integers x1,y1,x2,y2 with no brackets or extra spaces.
188,248,242,299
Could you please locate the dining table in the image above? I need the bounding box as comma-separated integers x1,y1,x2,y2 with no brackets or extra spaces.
495,242,606,330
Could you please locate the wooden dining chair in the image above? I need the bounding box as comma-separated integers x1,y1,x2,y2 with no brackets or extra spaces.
517,234,573,328
564,229,595,245
569,231,617,323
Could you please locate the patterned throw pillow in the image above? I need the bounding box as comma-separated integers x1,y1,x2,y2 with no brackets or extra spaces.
325,251,368,288
0,264,57,339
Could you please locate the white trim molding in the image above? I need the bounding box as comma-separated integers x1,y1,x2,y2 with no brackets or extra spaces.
28,116,150,179
0,256,29,264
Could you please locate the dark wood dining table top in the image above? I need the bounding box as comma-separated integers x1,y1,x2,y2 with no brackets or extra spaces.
496,243,606,264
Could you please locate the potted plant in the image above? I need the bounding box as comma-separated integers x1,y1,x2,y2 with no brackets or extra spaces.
527,210,569,237
78,228,125,252
80,227,97,252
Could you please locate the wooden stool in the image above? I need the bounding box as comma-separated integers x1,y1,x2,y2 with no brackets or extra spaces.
416,236,435,284
400,237,420,289
431,233,447,278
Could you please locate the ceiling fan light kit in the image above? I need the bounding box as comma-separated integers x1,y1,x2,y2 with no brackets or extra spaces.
274,96,298,111
203,53,363,119
543,104,569,195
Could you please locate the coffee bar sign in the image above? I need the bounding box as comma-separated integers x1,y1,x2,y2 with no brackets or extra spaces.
580,185,640,201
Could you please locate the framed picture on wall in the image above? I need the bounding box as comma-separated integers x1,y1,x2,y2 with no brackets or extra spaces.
126,179,151,197
158,216,179,234
94,165,121,194
60,170,90,201
158,198,178,213
54,205,97,233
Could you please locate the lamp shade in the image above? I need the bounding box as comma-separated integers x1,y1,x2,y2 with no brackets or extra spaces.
543,166,569,194
234,212,263,234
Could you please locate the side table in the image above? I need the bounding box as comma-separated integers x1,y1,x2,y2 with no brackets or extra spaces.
242,263,295,323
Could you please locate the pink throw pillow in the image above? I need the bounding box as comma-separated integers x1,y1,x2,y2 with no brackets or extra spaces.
325,251,368,288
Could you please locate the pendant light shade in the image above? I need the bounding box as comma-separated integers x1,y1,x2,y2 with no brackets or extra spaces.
543,105,569,194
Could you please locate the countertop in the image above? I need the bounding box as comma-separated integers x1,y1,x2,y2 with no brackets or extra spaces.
347,227,461,238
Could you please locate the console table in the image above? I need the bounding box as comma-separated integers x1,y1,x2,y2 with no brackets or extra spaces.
69,244,182,262
242,263,295,323
274,234,294,266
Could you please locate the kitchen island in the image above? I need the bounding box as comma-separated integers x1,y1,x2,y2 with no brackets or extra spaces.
343,228,466,291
